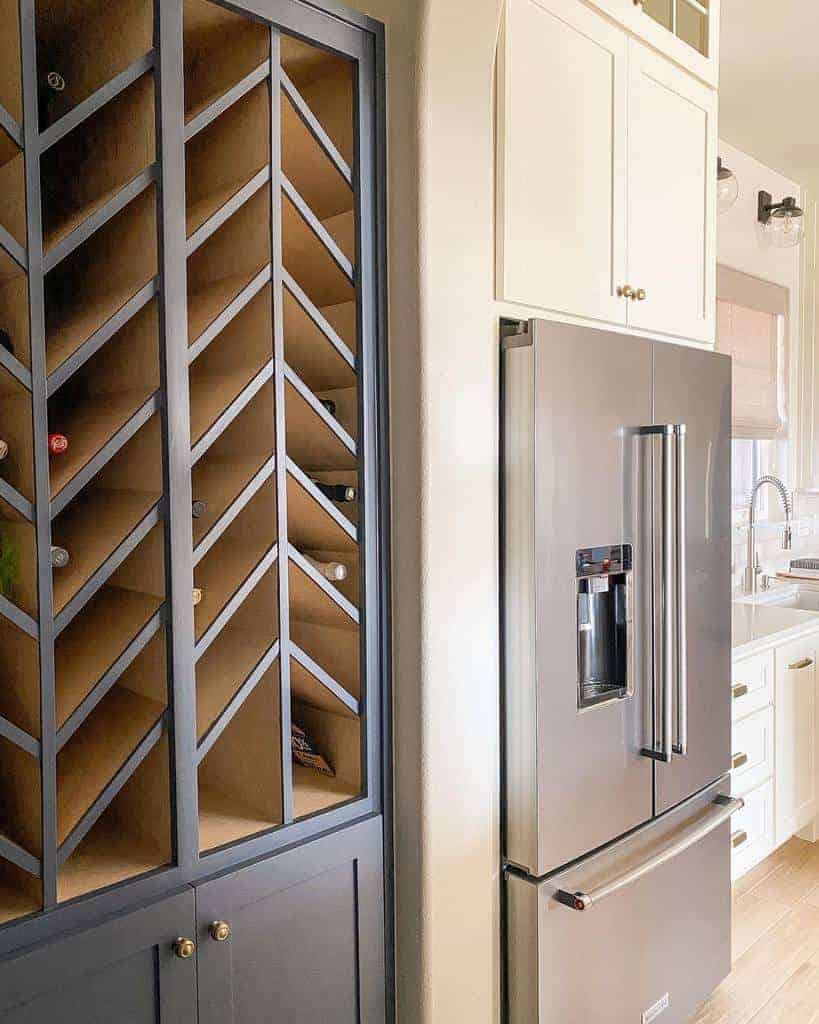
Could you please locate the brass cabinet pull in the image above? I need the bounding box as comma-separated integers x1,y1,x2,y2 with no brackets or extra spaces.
617,285,635,299
209,921,232,942
635,288,647,301
732,752,748,770
788,657,814,671
174,937,196,959
731,830,748,849
732,683,749,699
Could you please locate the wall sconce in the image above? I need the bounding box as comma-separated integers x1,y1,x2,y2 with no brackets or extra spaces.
717,157,738,214
758,191,805,248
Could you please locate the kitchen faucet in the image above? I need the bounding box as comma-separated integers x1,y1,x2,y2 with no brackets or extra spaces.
744,475,793,594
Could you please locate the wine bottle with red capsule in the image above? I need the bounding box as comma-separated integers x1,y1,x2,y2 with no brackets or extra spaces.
48,433,69,455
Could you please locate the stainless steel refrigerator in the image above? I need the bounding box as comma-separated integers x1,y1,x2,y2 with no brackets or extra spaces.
501,319,741,1024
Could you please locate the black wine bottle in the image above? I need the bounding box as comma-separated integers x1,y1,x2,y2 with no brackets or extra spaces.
311,480,357,503
38,71,66,128
50,546,69,569
192,499,207,519
0,331,12,356
320,398,337,416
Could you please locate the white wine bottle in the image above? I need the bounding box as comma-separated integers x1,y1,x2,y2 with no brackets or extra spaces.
191,499,207,519
192,587,203,606
304,555,347,582
311,480,357,503
0,440,8,461
51,546,69,568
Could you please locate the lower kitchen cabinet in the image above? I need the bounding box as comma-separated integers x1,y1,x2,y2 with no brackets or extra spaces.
775,635,818,841
196,816,386,1024
0,818,386,1023
731,630,819,879
0,890,198,1023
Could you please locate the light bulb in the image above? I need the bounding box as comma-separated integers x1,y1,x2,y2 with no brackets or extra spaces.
717,171,738,214
717,158,739,214
770,209,805,249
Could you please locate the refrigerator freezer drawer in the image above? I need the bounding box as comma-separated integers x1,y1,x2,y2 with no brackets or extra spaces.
506,778,736,1024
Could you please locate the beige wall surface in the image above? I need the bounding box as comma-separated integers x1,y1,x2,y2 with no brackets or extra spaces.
344,0,505,1021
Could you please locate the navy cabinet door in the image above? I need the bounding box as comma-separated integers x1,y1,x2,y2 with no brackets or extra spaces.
196,817,386,1023
0,890,197,1023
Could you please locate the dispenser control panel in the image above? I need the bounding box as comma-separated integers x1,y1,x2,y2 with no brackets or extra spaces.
576,544,633,710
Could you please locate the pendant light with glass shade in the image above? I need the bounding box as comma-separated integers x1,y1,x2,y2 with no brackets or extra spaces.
717,156,739,214
758,191,805,248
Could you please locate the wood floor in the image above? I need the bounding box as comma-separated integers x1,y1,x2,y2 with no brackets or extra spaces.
693,837,819,1023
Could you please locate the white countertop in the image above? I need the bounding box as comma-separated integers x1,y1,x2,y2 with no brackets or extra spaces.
733,602,819,658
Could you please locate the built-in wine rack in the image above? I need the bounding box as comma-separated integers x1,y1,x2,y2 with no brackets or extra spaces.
0,0,385,932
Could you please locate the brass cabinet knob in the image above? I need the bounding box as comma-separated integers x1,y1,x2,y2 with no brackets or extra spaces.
732,751,748,770
209,921,232,942
731,829,748,849
617,285,635,299
732,683,748,699
174,937,196,959
635,288,647,301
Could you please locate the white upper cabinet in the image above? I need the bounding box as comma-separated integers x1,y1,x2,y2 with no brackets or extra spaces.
626,39,716,343
497,0,628,325
497,0,717,346
587,0,720,87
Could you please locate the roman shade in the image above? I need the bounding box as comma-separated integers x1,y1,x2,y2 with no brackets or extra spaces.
716,265,789,440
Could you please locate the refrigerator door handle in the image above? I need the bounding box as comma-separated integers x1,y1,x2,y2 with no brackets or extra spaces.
554,795,743,912
637,425,675,764
673,425,688,756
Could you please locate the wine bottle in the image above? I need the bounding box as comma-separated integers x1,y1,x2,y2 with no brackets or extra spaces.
0,331,13,356
191,499,207,519
192,587,203,606
0,440,8,461
291,722,335,777
304,555,347,582
38,70,66,128
48,433,68,455
320,398,337,417
0,525,19,598
50,546,69,569
311,480,357,503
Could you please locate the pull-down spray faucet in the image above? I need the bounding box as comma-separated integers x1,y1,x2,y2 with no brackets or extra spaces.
744,475,793,594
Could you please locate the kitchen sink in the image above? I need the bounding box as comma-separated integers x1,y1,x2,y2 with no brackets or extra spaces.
739,582,819,613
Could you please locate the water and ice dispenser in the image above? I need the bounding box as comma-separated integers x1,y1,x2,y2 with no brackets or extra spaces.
575,544,633,710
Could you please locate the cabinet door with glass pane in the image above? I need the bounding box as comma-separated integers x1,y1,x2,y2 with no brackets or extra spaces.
587,0,719,86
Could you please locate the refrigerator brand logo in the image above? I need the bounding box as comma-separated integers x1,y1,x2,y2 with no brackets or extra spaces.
642,993,669,1023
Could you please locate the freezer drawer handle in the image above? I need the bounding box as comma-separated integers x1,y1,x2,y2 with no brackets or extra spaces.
731,829,748,849
732,683,749,699
788,657,814,671
553,795,744,912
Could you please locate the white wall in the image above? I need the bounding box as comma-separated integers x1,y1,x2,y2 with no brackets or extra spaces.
716,141,819,585
344,1,504,1021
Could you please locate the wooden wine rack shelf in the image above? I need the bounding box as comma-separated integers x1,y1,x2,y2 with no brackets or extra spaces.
0,0,386,937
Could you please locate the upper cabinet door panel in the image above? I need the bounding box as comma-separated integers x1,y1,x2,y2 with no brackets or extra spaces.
626,40,716,344
585,0,720,87
498,0,628,325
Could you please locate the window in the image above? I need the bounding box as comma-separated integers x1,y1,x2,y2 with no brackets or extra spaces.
717,266,790,517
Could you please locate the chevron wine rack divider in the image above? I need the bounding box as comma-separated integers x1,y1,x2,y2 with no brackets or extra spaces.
0,0,385,929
